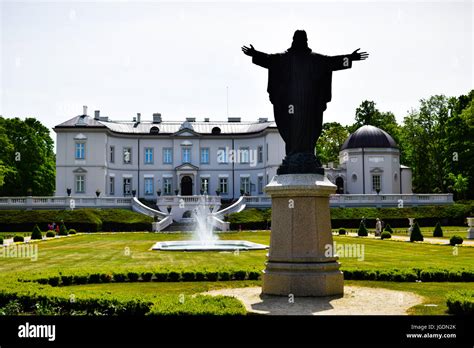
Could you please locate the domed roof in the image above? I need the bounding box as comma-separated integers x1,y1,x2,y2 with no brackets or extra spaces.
341,125,398,150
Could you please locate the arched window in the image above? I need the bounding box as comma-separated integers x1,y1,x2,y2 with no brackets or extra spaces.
150,126,160,135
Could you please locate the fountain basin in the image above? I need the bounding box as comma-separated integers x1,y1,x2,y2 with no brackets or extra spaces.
152,240,268,251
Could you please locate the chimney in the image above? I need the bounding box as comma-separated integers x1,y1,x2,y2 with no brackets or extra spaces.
136,113,141,123
186,117,196,122
228,117,241,123
94,110,100,120
83,105,88,116
153,113,162,124
204,118,210,122
258,117,268,123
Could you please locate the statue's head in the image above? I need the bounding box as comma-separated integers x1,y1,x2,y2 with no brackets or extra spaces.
291,30,309,51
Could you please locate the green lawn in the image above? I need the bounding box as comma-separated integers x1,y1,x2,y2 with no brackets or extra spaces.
0,231,473,315
1,232,473,275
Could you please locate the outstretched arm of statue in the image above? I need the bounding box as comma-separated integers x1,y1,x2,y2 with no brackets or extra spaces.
350,48,369,61
242,44,270,69
328,49,369,71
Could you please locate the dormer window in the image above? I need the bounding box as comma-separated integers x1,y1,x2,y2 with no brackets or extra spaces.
212,127,221,135
150,126,160,135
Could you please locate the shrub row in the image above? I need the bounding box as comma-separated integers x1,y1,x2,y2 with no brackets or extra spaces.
0,280,246,316
30,268,474,286
0,209,153,232
33,269,262,286
227,203,474,229
342,268,474,282
446,290,474,315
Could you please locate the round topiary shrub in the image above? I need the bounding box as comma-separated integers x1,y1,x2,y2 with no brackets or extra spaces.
205,271,218,281
141,272,153,282
381,231,392,240
59,223,68,236
154,271,168,282
31,224,43,240
127,272,140,282
410,222,424,242
68,229,77,235
450,235,463,246
168,271,181,282
338,228,346,235
357,222,368,237
433,222,443,237
13,235,24,243
384,224,393,233
113,273,126,283
195,272,205,281
46,231,56,238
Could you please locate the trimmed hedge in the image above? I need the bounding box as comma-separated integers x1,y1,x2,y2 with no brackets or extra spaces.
410,222,424,242
450,235,464,246
343,268,474,282
31,269,263,286
13,235,24,243
59,223,68,236
0,209,153,232
0,278,246,316
227,203,474,230
357,222,368,236
46,231,56,238
338,228,346,235
380,231,392,239
31,225,43,240
446,290,474,314
28,267,474,286
433,222,443,237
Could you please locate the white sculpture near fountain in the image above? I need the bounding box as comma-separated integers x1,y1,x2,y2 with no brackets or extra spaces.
467,217,474,240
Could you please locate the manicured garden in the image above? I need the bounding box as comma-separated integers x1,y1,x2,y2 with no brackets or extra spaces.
0,230,473,315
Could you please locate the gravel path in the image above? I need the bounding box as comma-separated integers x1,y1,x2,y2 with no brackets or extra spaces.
203,286,424,315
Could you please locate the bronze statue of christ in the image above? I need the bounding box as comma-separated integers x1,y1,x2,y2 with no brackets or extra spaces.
242,30,368,174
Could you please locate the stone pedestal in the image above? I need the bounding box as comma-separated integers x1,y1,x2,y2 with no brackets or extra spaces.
262,174,343,297
467,218,474,240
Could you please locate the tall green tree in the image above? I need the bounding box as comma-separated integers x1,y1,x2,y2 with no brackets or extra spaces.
0,117,55,196
400,93,473,196
444,90,474,199
315,122,349,164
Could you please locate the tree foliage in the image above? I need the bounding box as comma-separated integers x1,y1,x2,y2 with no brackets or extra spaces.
0,117,55,196
315,122,349,164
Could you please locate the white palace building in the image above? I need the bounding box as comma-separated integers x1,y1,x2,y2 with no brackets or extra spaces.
54,107,284,200
47,107,452,211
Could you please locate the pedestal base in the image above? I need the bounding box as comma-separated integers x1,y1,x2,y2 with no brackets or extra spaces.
262,261,343,296
467,228,474,240
262,174,342,297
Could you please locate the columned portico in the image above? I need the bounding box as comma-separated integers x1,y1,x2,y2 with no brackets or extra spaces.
175,163,199,196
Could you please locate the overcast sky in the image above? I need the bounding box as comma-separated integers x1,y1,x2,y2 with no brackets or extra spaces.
1,0,472,139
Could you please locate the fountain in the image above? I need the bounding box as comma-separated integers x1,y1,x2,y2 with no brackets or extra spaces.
152,196,268,251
